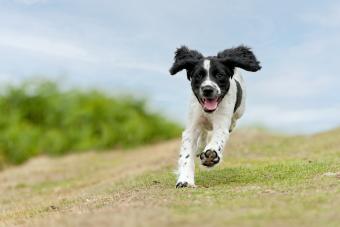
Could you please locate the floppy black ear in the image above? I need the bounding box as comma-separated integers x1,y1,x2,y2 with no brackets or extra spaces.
217,45,261,72
169,46,203,80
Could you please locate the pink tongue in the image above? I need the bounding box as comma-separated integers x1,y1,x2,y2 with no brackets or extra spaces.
203,98,218,111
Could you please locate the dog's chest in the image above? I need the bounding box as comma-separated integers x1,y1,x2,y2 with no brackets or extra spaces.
198,115,213,131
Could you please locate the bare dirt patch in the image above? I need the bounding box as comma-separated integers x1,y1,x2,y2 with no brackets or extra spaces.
0,140,180,226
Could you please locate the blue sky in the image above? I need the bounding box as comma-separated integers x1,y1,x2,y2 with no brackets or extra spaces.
0,0,339,134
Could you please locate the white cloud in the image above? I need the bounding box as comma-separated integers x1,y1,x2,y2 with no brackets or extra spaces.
0,73,29,87
14,0,48,5
107,60,168,75
247,106,340,125
251,31,340,99
0,30,169,76
242,105,340,133
0,73,15,84
251,70,331,99
0,31,96,62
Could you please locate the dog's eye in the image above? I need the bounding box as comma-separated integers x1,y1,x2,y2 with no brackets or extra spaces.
196,73,204,79
216,74,224,79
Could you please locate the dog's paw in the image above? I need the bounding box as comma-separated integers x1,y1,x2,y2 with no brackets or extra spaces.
176,181,196,188
176,181,188,188
200,149,220,167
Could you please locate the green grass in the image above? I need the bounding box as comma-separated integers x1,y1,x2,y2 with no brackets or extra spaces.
0,79,182,167
0,129,339,226
126,161,339,226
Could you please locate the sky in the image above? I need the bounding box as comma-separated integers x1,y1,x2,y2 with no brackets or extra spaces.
0,0,339,134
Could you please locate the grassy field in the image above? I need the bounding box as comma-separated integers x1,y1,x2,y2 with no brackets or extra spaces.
0,128,339,227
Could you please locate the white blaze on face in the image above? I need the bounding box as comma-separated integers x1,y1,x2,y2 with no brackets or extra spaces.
200,59,221,112
201,59,221,94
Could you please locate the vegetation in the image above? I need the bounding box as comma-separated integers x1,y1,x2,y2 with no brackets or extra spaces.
0,128,339,226
0,79,182,167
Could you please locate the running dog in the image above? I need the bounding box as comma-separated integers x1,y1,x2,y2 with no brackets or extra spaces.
169,45,261,188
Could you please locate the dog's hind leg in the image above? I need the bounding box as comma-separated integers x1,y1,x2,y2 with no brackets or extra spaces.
176,128,200,188
196,130,208,156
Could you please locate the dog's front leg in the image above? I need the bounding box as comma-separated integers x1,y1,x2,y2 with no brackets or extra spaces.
176,128,199,188
200,116,231,168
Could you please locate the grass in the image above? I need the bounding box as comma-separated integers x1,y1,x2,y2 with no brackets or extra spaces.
0,79,182,167
0,128,339,226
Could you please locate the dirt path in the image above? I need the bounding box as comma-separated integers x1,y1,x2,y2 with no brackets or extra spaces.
0,140,180,226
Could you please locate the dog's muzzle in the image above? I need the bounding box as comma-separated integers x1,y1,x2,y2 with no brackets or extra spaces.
199,85,220,112
201,85,217,99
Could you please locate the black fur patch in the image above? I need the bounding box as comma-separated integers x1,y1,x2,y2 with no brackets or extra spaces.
234,80,242,112
217,45,261,72
169,46,204,80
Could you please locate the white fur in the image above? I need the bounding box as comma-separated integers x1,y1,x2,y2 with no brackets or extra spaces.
201,59,221,95
176,68,245,187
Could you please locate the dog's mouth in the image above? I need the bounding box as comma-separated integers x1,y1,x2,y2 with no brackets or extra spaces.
200,97,221,113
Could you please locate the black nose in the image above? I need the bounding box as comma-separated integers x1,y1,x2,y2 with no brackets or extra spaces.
201,85,215,97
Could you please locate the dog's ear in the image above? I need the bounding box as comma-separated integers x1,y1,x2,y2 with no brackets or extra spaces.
217,45,261,72
169,46,203,80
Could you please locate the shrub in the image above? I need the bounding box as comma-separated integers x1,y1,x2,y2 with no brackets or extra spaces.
0,79,182,167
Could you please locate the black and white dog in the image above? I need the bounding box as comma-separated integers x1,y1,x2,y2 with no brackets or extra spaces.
169,45,261,188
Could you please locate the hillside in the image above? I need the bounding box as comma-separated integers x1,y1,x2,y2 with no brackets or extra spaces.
0,128,339,227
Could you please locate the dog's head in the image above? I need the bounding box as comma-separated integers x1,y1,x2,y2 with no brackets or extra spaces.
169,45,261,113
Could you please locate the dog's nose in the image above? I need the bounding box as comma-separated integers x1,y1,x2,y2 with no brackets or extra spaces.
201,85,215,97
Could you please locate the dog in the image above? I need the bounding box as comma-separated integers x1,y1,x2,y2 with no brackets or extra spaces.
169,45,261,188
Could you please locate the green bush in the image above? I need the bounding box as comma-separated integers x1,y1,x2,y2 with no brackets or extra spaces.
0,79,182,167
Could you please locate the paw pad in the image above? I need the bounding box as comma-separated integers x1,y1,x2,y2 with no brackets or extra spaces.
200,149,220,167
